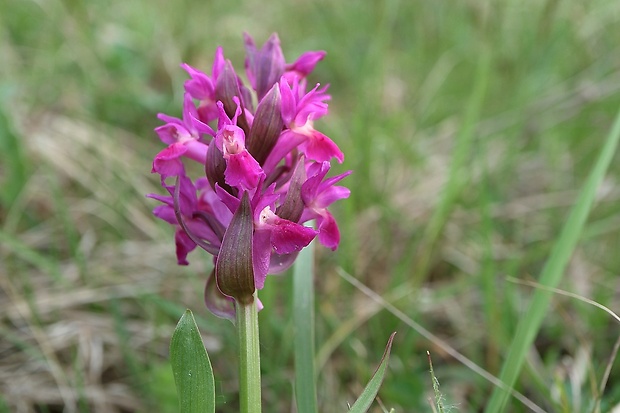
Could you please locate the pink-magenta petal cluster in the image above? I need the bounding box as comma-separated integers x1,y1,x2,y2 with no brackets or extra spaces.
148,33,350,319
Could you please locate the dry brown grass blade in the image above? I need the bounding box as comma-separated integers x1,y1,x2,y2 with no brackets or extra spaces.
26,113,162,239
1,273,156,412
2,272,79,412
1,282,158,321
505,276,620,325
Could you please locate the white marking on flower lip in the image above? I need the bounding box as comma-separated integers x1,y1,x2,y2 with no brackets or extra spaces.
167,125,190,144
222,128,244,155
258,206,276,227
291,119,314,136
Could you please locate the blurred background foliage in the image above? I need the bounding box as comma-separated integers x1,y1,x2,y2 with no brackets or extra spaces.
1,0,620,412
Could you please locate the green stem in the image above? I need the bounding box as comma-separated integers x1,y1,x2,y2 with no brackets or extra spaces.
293,241,318,413
236,294,262,413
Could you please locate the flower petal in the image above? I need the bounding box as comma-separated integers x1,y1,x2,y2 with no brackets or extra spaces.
300,129,344,163
154,121,190,145
181,64,214,101
268,251,299,274
152,204,177,225
315,184,351,209
175,228,197,265
279,78,297,126
224,150,264,191
270,220,317,254
152,143,187,177
301,161,329,204
316,210,340,250
285,50,326,80
262,130,305,174
252,229,272,290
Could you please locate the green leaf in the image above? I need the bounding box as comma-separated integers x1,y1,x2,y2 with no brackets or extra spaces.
293,241,318,413
484,108,620,413
170,310,215,413
348,332,396,413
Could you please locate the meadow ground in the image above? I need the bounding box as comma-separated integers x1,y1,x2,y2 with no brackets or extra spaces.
1,0,620,412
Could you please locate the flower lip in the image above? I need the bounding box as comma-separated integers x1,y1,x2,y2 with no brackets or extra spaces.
221,126,244,155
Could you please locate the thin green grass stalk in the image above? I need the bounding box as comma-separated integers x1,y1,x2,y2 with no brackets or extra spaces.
484,107,620,413
45,170,88,282
593,335,620,413
0,325,47,362
72,354,90,413
427,352,446,413
0,106,28,209
0,396,9,413
293,240,318,413
0,229,62,282
411,48,492,285
109,297,154,407
479,169,501,372
37,405,50,413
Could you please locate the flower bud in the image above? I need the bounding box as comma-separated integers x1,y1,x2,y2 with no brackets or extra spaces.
215,61,250,134
244,33,285,101
205,140,235,195
215,192,255,305
247,83,283,165
276,157,306,223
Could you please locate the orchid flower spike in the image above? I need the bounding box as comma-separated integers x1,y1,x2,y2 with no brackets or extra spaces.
148,33,350,320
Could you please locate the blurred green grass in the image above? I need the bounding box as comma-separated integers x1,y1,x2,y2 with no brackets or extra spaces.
1,0,620,412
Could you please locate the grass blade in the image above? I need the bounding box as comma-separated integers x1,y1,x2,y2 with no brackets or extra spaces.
411,48,492,284
348,332,396,413
170,309,215,413
0,105,28,208
338,268,545,413
484,107,620,412
427,352,446,413
293,241,318,413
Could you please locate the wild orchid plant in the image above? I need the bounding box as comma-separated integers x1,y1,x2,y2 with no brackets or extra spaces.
148,33,394,413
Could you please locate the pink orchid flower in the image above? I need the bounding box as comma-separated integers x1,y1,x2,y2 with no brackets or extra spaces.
148,33,350,319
